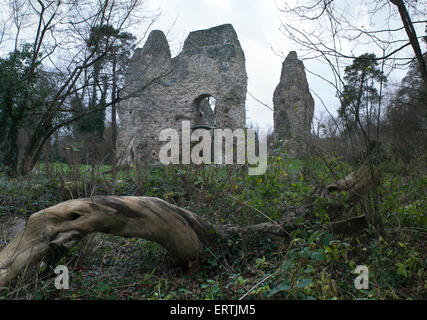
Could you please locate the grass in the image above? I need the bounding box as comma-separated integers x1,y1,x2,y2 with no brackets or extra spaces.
0,155,425,300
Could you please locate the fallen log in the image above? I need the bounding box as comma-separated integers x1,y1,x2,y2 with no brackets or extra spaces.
325,167,381,201
323,166,381,219
0,196,224,288
0,195,295,288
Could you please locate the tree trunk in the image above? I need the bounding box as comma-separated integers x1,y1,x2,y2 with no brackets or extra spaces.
4,122,20,177
390,0,427,91
18,126,49,176
111,57,118,167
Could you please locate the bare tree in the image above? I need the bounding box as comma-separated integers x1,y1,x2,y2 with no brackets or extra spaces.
389,0,427,88
279,0,426,89
0,0,165,176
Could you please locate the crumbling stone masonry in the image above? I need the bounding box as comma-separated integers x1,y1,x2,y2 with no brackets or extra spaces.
273,51,314,157
117,24,247,165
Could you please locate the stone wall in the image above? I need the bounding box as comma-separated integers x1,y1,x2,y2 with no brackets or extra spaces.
117,24,247,165
273,51,314,157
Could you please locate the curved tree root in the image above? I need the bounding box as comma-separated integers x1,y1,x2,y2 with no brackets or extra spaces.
0,196,224,287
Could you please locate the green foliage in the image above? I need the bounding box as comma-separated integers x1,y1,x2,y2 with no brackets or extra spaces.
72,25,137,140
338,53,387,142
0,44,44,175
0,155,425,300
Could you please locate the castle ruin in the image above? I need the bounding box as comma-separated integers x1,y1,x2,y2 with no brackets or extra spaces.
117,24,314,165
117,24,247,165
273,51,314,157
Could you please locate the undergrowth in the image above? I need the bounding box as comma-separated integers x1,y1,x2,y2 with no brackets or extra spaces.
0,154,425,300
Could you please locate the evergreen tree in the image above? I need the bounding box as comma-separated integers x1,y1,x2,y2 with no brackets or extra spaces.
0,44,41,175
74,25,136,143
338,53,387,138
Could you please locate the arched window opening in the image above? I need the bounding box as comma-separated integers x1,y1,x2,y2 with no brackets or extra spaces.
192,94,216,127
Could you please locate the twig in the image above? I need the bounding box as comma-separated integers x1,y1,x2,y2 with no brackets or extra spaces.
239,273,275,300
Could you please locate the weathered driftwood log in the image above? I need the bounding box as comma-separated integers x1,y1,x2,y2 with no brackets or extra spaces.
0,196,224,288
325,167,381,202
323,167,381,219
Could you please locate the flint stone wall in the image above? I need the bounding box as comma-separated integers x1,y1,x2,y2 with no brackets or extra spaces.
273,51,314,157
117,24,247,165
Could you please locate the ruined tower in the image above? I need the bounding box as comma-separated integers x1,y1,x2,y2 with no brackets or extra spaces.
117,24,247,165
273,51,314,157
